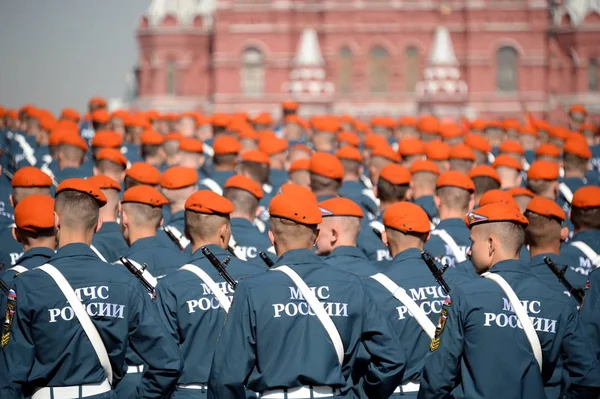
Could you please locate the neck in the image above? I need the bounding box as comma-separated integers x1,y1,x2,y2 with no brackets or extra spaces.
191,238,225,254
169,203,185,215
500,179,516,190
413,186,435,199
23,240,55,253
214,164,235,172
128,227,156,246
389,242,423,258
529,243,560,258
379,201,394,213
231,212,253,223
58,229,95,247
275,243,312,257
59,160,81,170
333,237,357,249
145,156,162,167
98,209,117,223
564,169,585,179
343,173,360,182
313,188,338,197
438,206,467,221
573,226,592,235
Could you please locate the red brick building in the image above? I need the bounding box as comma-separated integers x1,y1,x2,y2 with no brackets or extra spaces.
135,0,600,123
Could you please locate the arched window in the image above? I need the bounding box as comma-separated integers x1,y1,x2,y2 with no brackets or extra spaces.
369,46,390,94
338,47,353,95
166,61,177,95
241,47,264,97
405,46,419,93
589,58,599,92
496,46,519,93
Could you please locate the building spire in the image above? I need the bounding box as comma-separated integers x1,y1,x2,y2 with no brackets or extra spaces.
429,26,458,66
294,28,325,66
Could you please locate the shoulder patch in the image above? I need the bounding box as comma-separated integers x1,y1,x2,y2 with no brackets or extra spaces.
2,289,17,348
430,306,449,352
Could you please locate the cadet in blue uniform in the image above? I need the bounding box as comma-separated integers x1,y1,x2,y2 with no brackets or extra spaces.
157,166,199,254
0,162,14,228
93,148,127,186
54,134,93,182
208,191,406,399
560,186,600,277
156,190,266,398
0,178,182,398
259,135,289,189
88,176,128,263
336,147,378,220
223,175,275,264
468,164,501,208
364,202,471,398
140,129,165,169
316,197,379,276
309,152,344,202
0,195,55,295
419,203,600,399
424,171,475,275
557,139,592,212
237,150,274,233
200,136,241,194
0,167,52,267
580,269,600,358
358,163,411,263
123,161,161,191
410,160,441,226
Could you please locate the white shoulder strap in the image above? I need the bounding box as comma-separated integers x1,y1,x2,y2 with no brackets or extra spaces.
180,264,232,313
15,134,37,166
482,272,543,372
360,188,380,207
369,220,385,234
8,265,28,274
229,236,247,261
202,143,214,157
570,241,600,267
36,264,113,385
262,183,273,194
200,178,223,195
431,229,467,263
558,182,574,204
359,174,373,190
90,245,108,263
164,225,191,249
254,216,266,233
274,265,344,365
370,273,436,339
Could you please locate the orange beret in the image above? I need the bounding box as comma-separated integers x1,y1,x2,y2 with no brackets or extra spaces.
239,150,271,165
211,114,232,128
498,140,524,156
290,144,313,156
479,189,518,208
14,195,54,232
418,116,440,135
319,197,364,218
569,104,587,116
548,126,569,140
125,162,161,185
60,134,88,152
572,186,600,209
410,159,440,175
289,159,311,173
91,130,123,148
164,132,183,142
519,126,538,137
89,97,107,107
5,109,18,120
534,119,551,131
527,160,559,181
379,164,411,185
179,138,204,154
252,112,273,126
56,178,107,207
336,146,363,163
282,100,299,111
464,134,492,154
493,154,522,171
371,116,397,129
449,144,476,162
525,196,565,221
91,109,110,124
185,190,234,215
371,144,401,163
580,122,598,134
160,166,198,189
278,183,317,202
398,137,426,157
269,192,322,225
310,152,344,180
469,165,501,184
502,119,521,131
425,140,451,161
398,116,418,127
507,187,535,198
86,175,121,192
465,203,528,228
122,185,167,207
96,148,127,168
140,130,165,146
535,143,561,158
12,167,52,188
224,175,263,199
364,134,388,150
259,136,288,156
60,108,80,123
383,201,430,234
238,127,259,141
437,171,475,192
213,136,242,156
439,123,464,140
338,131,360,147
563,138,592,159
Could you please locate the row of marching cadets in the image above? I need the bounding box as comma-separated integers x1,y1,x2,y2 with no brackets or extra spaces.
0,98,599,398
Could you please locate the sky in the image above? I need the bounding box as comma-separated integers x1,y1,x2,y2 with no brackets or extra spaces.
0,0,149,114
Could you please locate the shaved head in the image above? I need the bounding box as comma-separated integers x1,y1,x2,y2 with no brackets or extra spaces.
122,203,163,228
270,217,318,250
55,190,99,233
185,211,230,243
315,216,361,256
469,222,524,274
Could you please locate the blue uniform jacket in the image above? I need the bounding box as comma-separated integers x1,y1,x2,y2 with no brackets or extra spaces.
357,215,391,262
364,248,472,385
207,248,406,398
0,247,55,303
339,181,378,220
208,169,235,189
155,245,265,387
560,229,600,278
0,173,14,227
157,211,193,255
323,245,380,276
0,225,24,267
269,169,288,189
419,259,600,399
91,222,128,264
557,177,586,212
580,269,600,359
413,195,439,224
0,243,182,398
230,218,275,265
54,165,93,182
122,235,189,278
424,218,471,270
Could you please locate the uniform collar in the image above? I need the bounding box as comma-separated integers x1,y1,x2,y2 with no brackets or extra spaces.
489,259,530,274
571,229,599,242
129,235,167,251
391,247,423,264
231,217,254,228
190,244,230,262
97,221,121,234
16,246,55,264
51,243,99,261
316,194,337,202
436,218,467,230
275,248,321,267
527,253,559,269
168,210,185,223
325,245,369,261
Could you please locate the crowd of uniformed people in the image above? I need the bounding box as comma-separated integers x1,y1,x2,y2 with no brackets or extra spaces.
0,98,599,398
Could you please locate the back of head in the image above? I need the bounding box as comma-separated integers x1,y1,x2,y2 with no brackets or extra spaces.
223,187,259,219
184,190,234,249
123,202,163,229
239,161,270,185
269,192,322,254
55,190,100,234
377,164,411,204
524,211,561,249
472,176,501,197
382,201,430,256
310,173,341,195
59,143,85,165
436,186,471,212
316,198,364,255
570,186,600,231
